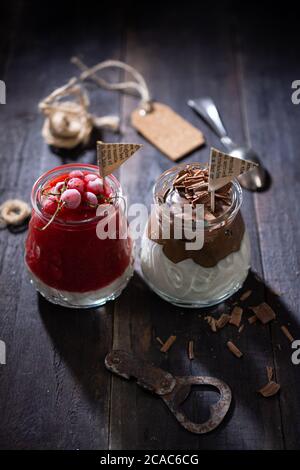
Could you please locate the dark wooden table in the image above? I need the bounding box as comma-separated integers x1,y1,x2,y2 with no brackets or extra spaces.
1,1,300,450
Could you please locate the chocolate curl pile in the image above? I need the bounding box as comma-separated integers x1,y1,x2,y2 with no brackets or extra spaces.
173,165,231,218
39,79,119,149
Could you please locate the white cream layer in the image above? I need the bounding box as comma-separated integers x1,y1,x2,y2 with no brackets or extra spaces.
28,263,133,307
141,233,250,303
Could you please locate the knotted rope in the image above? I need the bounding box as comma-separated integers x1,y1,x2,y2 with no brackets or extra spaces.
39,58,152,149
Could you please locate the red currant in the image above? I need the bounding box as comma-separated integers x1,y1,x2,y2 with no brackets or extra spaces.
61,189,81,209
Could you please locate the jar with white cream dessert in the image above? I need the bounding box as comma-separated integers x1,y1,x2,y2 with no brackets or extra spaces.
140,163,250,308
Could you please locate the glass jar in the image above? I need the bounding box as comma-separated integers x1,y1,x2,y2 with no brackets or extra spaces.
140,163,251,308
25,163,134,308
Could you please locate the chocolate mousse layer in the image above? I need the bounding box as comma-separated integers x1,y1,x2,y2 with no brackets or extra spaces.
148,165,245,268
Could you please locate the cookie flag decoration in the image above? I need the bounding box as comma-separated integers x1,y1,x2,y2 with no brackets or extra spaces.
208,147,258,212
97,141,142,177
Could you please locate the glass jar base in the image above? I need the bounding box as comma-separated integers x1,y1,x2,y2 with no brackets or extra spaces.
27,264,134,309
142,271,248,308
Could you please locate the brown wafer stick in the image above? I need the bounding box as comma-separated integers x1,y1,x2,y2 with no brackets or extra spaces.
229,306,243,328
240,290,252,301
160,335,177,353
248,315,257,325
188,340,194,360
227,341,243,358
281,325,294,343
259,381,280,397
216,313,231,329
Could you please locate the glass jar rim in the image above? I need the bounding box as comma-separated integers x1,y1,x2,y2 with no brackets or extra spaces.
31,163,122,227
153,162,243,230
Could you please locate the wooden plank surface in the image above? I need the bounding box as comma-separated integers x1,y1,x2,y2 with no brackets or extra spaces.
0,1,122,449
0,1,299,450
239,14,300,449
109,5,284,450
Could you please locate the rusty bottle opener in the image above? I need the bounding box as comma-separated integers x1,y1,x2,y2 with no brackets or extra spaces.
105,350,232,434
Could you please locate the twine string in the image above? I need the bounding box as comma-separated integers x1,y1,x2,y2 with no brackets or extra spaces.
71,57,152,112
38,57,151,148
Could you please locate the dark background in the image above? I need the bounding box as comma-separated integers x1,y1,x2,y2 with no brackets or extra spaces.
0,0,300,450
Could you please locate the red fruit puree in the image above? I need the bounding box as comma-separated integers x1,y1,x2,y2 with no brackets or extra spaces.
25,165,132,293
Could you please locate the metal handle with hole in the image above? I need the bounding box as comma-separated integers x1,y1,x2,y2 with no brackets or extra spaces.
162,376,232,434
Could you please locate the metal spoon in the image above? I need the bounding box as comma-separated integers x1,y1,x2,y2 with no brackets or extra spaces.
187,97,268,191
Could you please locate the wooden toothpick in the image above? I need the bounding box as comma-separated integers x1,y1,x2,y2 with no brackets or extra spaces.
210,190,215,213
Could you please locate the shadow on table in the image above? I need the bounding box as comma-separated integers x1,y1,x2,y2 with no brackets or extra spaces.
47,127,106,163
106,269,300,449
38,293,113,403
38,269,300,448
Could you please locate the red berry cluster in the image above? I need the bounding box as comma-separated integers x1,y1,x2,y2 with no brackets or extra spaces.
39,170,111,230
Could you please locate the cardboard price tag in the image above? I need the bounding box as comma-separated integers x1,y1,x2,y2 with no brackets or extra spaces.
131,102,205,161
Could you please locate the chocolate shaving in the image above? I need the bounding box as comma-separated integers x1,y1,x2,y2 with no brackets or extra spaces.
186,182,208,191
206,314,231,331
205,316,217,332
185,178,205,185
173,173,187,185
188,340,194,360
217,182,232,194
192,192,210,205
280,325,294,343
266,366,274,382
215,193,229,200
248,315,257,325
227,341,243,358
229,306,243,328
216,313,231,329
250,303,276,324
258,366,280,397
211,319,217,333
240,290,252,301
172,165,232,214
160,335,177,353
259,381,280,397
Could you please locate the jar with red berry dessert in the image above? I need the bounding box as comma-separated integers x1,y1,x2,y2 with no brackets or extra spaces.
25,163,134,308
